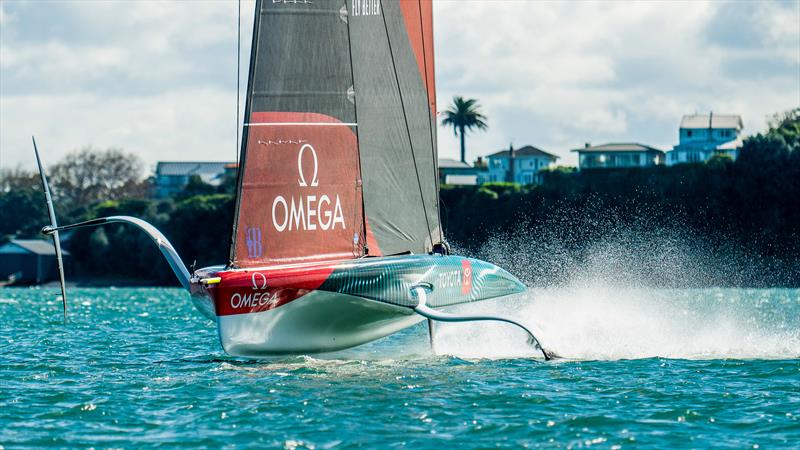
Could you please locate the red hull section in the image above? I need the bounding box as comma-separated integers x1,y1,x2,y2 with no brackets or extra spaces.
207,262,337,316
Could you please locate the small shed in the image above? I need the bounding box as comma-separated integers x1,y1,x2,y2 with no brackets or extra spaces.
0,239,70,285
438,158,485,185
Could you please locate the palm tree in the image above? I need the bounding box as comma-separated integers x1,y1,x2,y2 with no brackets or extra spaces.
441,96,488,164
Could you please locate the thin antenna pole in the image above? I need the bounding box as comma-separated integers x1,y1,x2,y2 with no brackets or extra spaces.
236,0,242,167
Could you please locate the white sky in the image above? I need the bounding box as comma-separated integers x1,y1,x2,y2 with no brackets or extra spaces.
1,0,798,173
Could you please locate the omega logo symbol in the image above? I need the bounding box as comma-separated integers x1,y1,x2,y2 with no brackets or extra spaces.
297,143,319,187
251,272,268,290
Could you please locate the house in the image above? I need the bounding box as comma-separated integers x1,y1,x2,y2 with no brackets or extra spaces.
573,143,665,170
153,161,236,198
485,145,559,185
438,158,485,185
666,113,744,165
0,239,70,285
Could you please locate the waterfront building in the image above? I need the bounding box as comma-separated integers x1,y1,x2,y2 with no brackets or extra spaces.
438,158,486,185
666,113,744,165
153,161,236,198
485,145,558,185
0,239,71,285
573,143,665,170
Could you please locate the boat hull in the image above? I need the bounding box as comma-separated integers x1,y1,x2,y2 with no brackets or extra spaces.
217,291,423,356
191,254,525,356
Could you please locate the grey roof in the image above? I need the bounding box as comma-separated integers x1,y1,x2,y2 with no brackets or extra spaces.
438,158,472,169
0,239,71,256
680,114,743,130
156,161,235,176
572,142,665,154
487,145,558,159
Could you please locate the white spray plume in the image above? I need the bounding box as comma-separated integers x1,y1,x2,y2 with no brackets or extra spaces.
437,214,800,360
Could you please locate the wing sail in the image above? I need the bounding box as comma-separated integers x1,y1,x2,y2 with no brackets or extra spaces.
230,0,441,267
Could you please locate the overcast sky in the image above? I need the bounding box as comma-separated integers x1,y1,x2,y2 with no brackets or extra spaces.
1,0,798,173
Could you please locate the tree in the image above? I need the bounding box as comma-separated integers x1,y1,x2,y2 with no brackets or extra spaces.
0,167,39,192
441,96,488,163
176,174,216,200
767,108,800,144
50,146,146,212
0,168,46,238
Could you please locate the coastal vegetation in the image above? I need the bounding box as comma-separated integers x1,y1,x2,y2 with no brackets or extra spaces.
441,96,488,163
1,110,797,286
442,109,800,286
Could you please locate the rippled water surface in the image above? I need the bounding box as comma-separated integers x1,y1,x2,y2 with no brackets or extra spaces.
1,287,799,448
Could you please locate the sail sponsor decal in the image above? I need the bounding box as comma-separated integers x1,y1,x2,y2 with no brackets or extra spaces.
235,111,364,265
245,226,264,258
351,0,380,17
270,143,347,233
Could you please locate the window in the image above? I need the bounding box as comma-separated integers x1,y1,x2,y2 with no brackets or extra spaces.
687,130,693,138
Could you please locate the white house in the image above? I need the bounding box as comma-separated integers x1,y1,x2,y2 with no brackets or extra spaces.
666,113,744,165
438,158,481,185
573,143,665,170
485,145,558,185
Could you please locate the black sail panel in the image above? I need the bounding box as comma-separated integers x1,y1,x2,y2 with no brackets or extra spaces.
348,0,441,256
249,0,355,121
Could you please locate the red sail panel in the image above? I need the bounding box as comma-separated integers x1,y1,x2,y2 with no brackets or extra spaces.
399,0,436,118
234,111,364,267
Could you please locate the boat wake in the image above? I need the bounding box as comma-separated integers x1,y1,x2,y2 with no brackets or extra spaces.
430,218,800,361
432,285,800,361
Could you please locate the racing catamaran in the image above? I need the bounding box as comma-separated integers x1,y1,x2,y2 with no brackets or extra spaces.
34,0,552,359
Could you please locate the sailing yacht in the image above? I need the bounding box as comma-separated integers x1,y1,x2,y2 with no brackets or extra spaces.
35,0,551,359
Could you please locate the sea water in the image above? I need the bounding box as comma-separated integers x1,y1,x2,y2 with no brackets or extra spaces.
1,287,798,448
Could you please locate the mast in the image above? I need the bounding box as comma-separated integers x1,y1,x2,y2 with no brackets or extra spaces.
229,0,263,267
